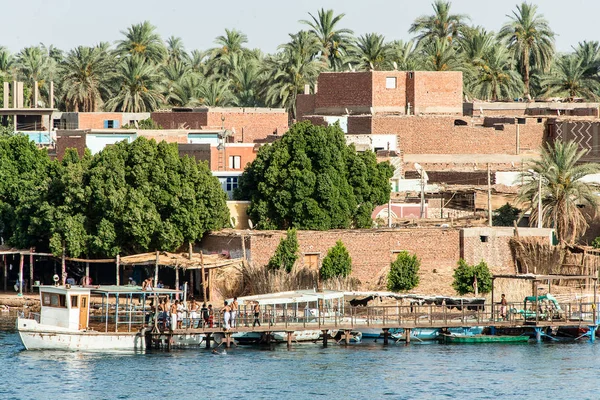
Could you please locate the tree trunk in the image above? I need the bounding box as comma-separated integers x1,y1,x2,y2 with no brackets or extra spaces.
523,47,531,100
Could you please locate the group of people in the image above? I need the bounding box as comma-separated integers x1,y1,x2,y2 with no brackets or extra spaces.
221,298,262,329
154,297,215,330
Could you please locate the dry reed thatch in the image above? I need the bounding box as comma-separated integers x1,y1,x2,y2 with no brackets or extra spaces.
509,237,565,275
213,261,360,298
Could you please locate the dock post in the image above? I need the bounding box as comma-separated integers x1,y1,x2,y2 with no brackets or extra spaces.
383,328,389,345
287,331,292,350
589,326,597,343
534,327,542,343
205,333,211,349
322,330,328,348
405,329,411,345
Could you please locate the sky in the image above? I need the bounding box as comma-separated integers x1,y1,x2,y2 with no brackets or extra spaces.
2,0,598,54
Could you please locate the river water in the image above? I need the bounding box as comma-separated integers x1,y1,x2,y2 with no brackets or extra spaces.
1,327,598,400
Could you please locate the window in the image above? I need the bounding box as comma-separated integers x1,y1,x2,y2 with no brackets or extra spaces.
71,295,79,308
228,155,241,170
385,77,397,89
480,235,489,243
226,177,238,192
42,293,66,308
104,120,120,129
304,253,320,269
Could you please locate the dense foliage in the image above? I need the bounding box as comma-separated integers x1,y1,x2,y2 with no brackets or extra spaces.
267,229,299,273
452,259,493,295
0,136,228,257
320,240,352,280
3,2,600,121
236,122,394,230
387,251,420,292
493,203,521,227
517,141,600,243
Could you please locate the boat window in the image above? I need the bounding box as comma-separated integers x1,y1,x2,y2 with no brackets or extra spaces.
71,295,79,308
43,293,67,308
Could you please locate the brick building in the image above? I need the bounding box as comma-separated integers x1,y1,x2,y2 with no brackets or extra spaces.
151,107,289,144
55,112,150,129
201,227,553,295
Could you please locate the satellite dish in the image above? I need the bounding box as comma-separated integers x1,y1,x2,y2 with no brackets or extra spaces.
248,219,254,230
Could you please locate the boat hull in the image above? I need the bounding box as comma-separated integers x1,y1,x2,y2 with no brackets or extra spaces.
442,334,530,344
17,317,204,351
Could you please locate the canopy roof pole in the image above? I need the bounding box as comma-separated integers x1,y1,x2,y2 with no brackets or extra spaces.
61,244,66,285
116,254,120,286
29,248,34,292
18,253,23,296
154,251,159,286
175,267,180,300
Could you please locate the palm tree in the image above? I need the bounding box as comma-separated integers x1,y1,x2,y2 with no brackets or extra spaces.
499,3,555,100
517,141,600,244
388,40,422,71
208,29,250,78
229,57,264,107
347,33,391,71
300,8,354,70
170,72,204,107
542,54,599,101
198,78,235,106
15,46,56,106
60,45,114,111
0,47,14,79
420,37,465,71
161,60,191,106
263,31,323,119
409,1,469,45
470,45,523,101
166,36,188,65
573,41,600,79
116,21,166,64
105,56,164,112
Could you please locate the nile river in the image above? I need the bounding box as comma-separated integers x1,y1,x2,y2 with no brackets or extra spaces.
1,329,598,400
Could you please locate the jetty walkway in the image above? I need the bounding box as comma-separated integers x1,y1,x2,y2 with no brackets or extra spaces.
145,301,599,348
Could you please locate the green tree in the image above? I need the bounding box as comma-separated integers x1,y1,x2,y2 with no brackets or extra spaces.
469,45,523,101
116,21,166,64
320,240,352,280
421,37,466,72
267,229,299,272
499,2,555,99
347,33,391,71
542,54,599,101
236,122,393,230
387,251,420,292
517,141,600,244
300,8,354,71
60,45,114,112
592,236,600,249
493,203,521,227
105,56,165,112
409,1,469,45
452,259,492,295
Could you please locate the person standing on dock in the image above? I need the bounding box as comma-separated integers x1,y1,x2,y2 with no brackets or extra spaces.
170,300,178,331
500,294,508,321
208,304,214,327
201,303,209,327
222,301,231,330
231,297,239,328
253,303,261,327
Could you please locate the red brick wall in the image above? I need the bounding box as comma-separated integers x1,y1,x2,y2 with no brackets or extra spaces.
302,116,328,127
315,72,373,112
210,145,257,171
367,116,546,154
296,94,316,120
78,113,124,129
347,116,372,134
56,132,86,160
372,71,407,111
151,112,208,130
410,72,462,115
205,110,288,143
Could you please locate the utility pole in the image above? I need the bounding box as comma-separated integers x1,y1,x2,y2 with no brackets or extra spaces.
487,163,492,226
420,172,425,219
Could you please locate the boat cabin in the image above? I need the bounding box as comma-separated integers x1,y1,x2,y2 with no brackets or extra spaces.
39,285,91,330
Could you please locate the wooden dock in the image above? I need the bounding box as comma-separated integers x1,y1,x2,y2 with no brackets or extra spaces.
143,301,600,349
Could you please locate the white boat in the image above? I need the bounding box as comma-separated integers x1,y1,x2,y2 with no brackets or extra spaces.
17,284,205,351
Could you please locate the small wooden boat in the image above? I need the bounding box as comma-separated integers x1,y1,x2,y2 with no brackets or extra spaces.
441,334,530,344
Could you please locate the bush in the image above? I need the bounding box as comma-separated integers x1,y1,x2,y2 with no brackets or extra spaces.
387,251,420,292
593,236,600,249
320,240,352,280
122,118,162,130
493,203,521,227
452,259,493,295
267,229,299,273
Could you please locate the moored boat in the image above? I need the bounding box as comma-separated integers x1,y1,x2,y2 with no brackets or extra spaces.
441,334,530,344
17,284,203,351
